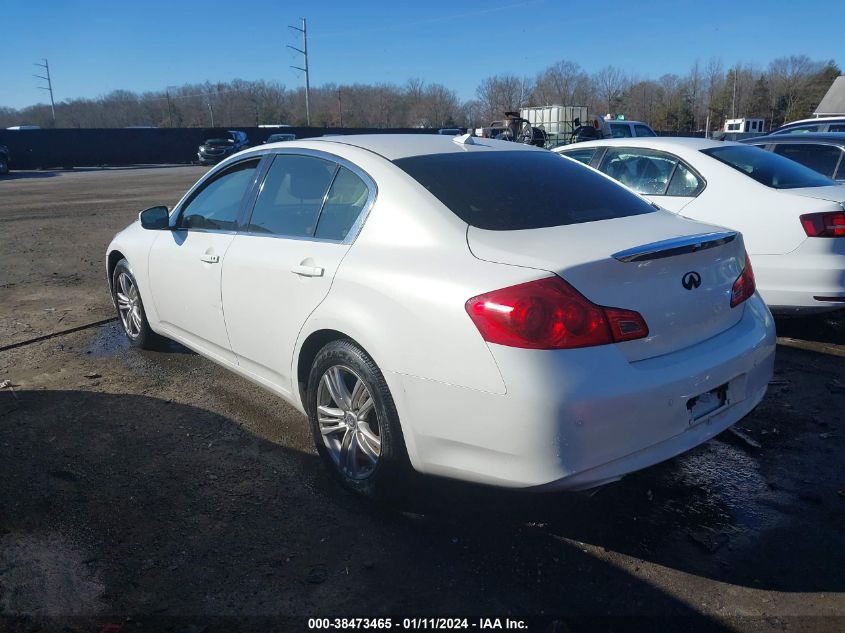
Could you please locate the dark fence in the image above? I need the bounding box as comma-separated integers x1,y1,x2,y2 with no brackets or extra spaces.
0,127,438,170
0,126,711,170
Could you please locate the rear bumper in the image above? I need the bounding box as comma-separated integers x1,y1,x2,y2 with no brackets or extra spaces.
754,244,845,314
390,294,775,490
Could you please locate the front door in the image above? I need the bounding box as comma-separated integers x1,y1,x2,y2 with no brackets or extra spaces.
222,153,374,395
148,158,261,363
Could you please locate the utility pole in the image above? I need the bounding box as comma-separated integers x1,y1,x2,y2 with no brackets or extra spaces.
33,59,57,127
337,89,343,127
288,17,311,126
165,88,174,128
206,94,215,127
731,66,738,119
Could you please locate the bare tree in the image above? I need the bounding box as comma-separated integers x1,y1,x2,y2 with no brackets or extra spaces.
533,60,586,105
768,55,825,123
476,74,532,122
593,66,629,115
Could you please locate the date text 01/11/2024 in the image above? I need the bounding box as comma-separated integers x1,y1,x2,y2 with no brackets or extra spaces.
307,618,528,630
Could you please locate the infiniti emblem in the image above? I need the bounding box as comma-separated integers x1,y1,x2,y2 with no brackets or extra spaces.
682,271,702,290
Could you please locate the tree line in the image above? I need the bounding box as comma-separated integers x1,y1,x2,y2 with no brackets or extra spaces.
1,55,838,132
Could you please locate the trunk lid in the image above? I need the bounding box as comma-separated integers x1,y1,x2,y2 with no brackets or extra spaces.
786,186,845,205
467,210,748,362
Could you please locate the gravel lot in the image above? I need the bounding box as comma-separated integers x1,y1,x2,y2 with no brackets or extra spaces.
0,167,843,632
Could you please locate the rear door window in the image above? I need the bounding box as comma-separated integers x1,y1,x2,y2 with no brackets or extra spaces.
393,150,655,231
314,167,371,241
666,162,705,197
598,148,678,195
772,143,842,178
246,155,337,237
829,124,845,133
559,148,597,165
634,125,656,137
610,123,632,138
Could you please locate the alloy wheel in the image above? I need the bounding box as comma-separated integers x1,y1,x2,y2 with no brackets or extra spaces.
115,272,142,338
316,365,382,479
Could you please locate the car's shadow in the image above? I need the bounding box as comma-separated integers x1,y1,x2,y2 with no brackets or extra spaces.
0,388,840,628
0,389,733,630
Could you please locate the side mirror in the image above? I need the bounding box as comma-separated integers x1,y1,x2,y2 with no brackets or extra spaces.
139,206,170,230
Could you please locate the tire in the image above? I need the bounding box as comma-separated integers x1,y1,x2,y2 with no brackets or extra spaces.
306,339,411,499
111,259,165,350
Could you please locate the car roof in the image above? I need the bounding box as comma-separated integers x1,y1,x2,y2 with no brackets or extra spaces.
607,120,651,126
554,137,725,152
773,116,845,129
743,133,845,145
260,134,543,161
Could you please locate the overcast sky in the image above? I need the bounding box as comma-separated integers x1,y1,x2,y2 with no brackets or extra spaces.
1,0,840,109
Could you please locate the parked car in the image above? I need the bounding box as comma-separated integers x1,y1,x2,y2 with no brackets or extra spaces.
263,133,296,144
600,117,657,139
768,116,845,136
554,138,845,314
436,128,464,135
0,144,9,175
197,130,249,165
741,133,845,183
107,134,774,497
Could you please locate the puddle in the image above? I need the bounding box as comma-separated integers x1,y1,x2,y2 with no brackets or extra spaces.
86,322,130,358
654,438,784,535
87,322,191,358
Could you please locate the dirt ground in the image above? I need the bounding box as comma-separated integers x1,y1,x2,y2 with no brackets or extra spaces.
0,168,843,632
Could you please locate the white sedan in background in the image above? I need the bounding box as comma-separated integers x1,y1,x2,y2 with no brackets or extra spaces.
556,138,845,314
107,134,774,498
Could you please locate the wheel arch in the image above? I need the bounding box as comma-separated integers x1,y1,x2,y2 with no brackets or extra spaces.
107,249,126,295
294,324,423,473
295,328,360,406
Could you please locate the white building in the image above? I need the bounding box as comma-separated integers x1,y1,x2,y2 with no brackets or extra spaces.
724,118,765,133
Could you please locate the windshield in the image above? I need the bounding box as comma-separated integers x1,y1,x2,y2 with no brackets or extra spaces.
393,150,655,231
701,145,835,189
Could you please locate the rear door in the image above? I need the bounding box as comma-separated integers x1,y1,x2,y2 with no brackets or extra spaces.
221,152,375,395
596,147,704,212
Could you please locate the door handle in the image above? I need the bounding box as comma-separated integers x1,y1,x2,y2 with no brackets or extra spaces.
291,264,324,277
200,254,220,264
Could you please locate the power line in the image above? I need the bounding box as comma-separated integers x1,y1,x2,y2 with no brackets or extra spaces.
33,59,56,127
288,17,311,126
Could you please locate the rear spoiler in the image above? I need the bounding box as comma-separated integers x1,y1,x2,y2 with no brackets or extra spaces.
612,231,737,263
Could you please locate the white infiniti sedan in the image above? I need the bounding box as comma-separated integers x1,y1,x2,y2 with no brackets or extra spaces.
555,138,845,314
107,134,775,497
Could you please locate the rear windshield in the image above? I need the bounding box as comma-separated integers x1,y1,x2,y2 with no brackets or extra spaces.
393,151,655,230
701,145,835,189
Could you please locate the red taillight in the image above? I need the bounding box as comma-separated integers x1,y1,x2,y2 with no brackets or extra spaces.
730,252,756,308
465,277,648,350
800,211,845,237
